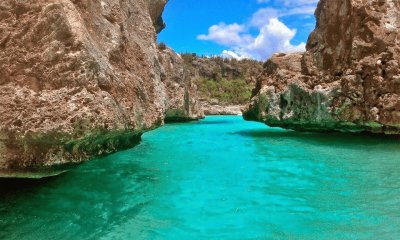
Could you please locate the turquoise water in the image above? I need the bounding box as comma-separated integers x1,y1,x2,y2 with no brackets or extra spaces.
1,116,400,239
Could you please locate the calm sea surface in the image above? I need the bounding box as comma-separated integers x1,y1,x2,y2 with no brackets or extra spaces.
1,116,399,239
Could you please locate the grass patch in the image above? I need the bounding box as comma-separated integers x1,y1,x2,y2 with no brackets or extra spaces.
195,77,252,105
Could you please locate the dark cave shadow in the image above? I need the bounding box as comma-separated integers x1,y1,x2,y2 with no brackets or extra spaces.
197,120,236,125
0,139,144,197
233,128,400,147
0,175,62,197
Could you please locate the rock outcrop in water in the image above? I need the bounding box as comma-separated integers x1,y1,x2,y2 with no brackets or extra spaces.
0,0,202,177
244,0,400,134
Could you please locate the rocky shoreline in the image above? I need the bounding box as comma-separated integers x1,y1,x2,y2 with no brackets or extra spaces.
0,0,203,177
202,102,243,116
1,0,399,178
244,0,400,135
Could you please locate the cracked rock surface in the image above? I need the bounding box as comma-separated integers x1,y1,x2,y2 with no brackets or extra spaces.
0,0,202,177
244,0,400,134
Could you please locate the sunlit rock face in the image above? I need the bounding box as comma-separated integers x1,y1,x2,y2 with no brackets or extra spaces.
0,0,199,177
244,0,400,134
158,47,204,122
148,0,167,33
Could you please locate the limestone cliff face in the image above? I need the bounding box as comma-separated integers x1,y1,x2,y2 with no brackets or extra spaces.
244,0,400,134
180,54,263,115
158,47,204,122
0,0,200,177
148,0,167,33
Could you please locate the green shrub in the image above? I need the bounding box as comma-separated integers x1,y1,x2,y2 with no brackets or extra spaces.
158,42,167,51
195,77,252,105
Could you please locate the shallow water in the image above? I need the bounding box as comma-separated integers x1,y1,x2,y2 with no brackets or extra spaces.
1,116,400,240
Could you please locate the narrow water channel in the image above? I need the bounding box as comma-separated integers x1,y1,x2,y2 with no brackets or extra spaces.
1,116,399,239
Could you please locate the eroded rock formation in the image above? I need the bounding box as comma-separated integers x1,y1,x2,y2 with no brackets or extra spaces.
181,54,263,115
0,0,201,177
158,47,204,122
244,0,400,134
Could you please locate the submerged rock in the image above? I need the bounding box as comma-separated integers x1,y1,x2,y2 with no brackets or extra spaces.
0,0,201,177
244,0,400,134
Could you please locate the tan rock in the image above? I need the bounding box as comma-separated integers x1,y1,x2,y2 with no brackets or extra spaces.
0,0,200,177
244,0,400,134
202,102,243,116
158,47,204,122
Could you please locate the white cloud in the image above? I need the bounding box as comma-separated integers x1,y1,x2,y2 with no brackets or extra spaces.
282,0,319,7
197,23,252,46
247,18,306,59
258,0,318,7
221,50,247,60
252,0,318,29
251,6,315,28
233,18,305,60
198,18,306,61
196,0,317,60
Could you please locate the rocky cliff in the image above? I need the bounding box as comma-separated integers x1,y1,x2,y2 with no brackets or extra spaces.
0,0,201,178
158,47,204,122
181,54,263,115
244,0,400,134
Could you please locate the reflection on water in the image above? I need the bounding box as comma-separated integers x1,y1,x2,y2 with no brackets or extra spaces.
1,116,399,240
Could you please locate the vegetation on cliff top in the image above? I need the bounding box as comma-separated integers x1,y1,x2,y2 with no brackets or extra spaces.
180,53,263,105
194,77,252,105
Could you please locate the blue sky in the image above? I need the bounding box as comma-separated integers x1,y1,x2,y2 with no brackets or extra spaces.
158,0,318,60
